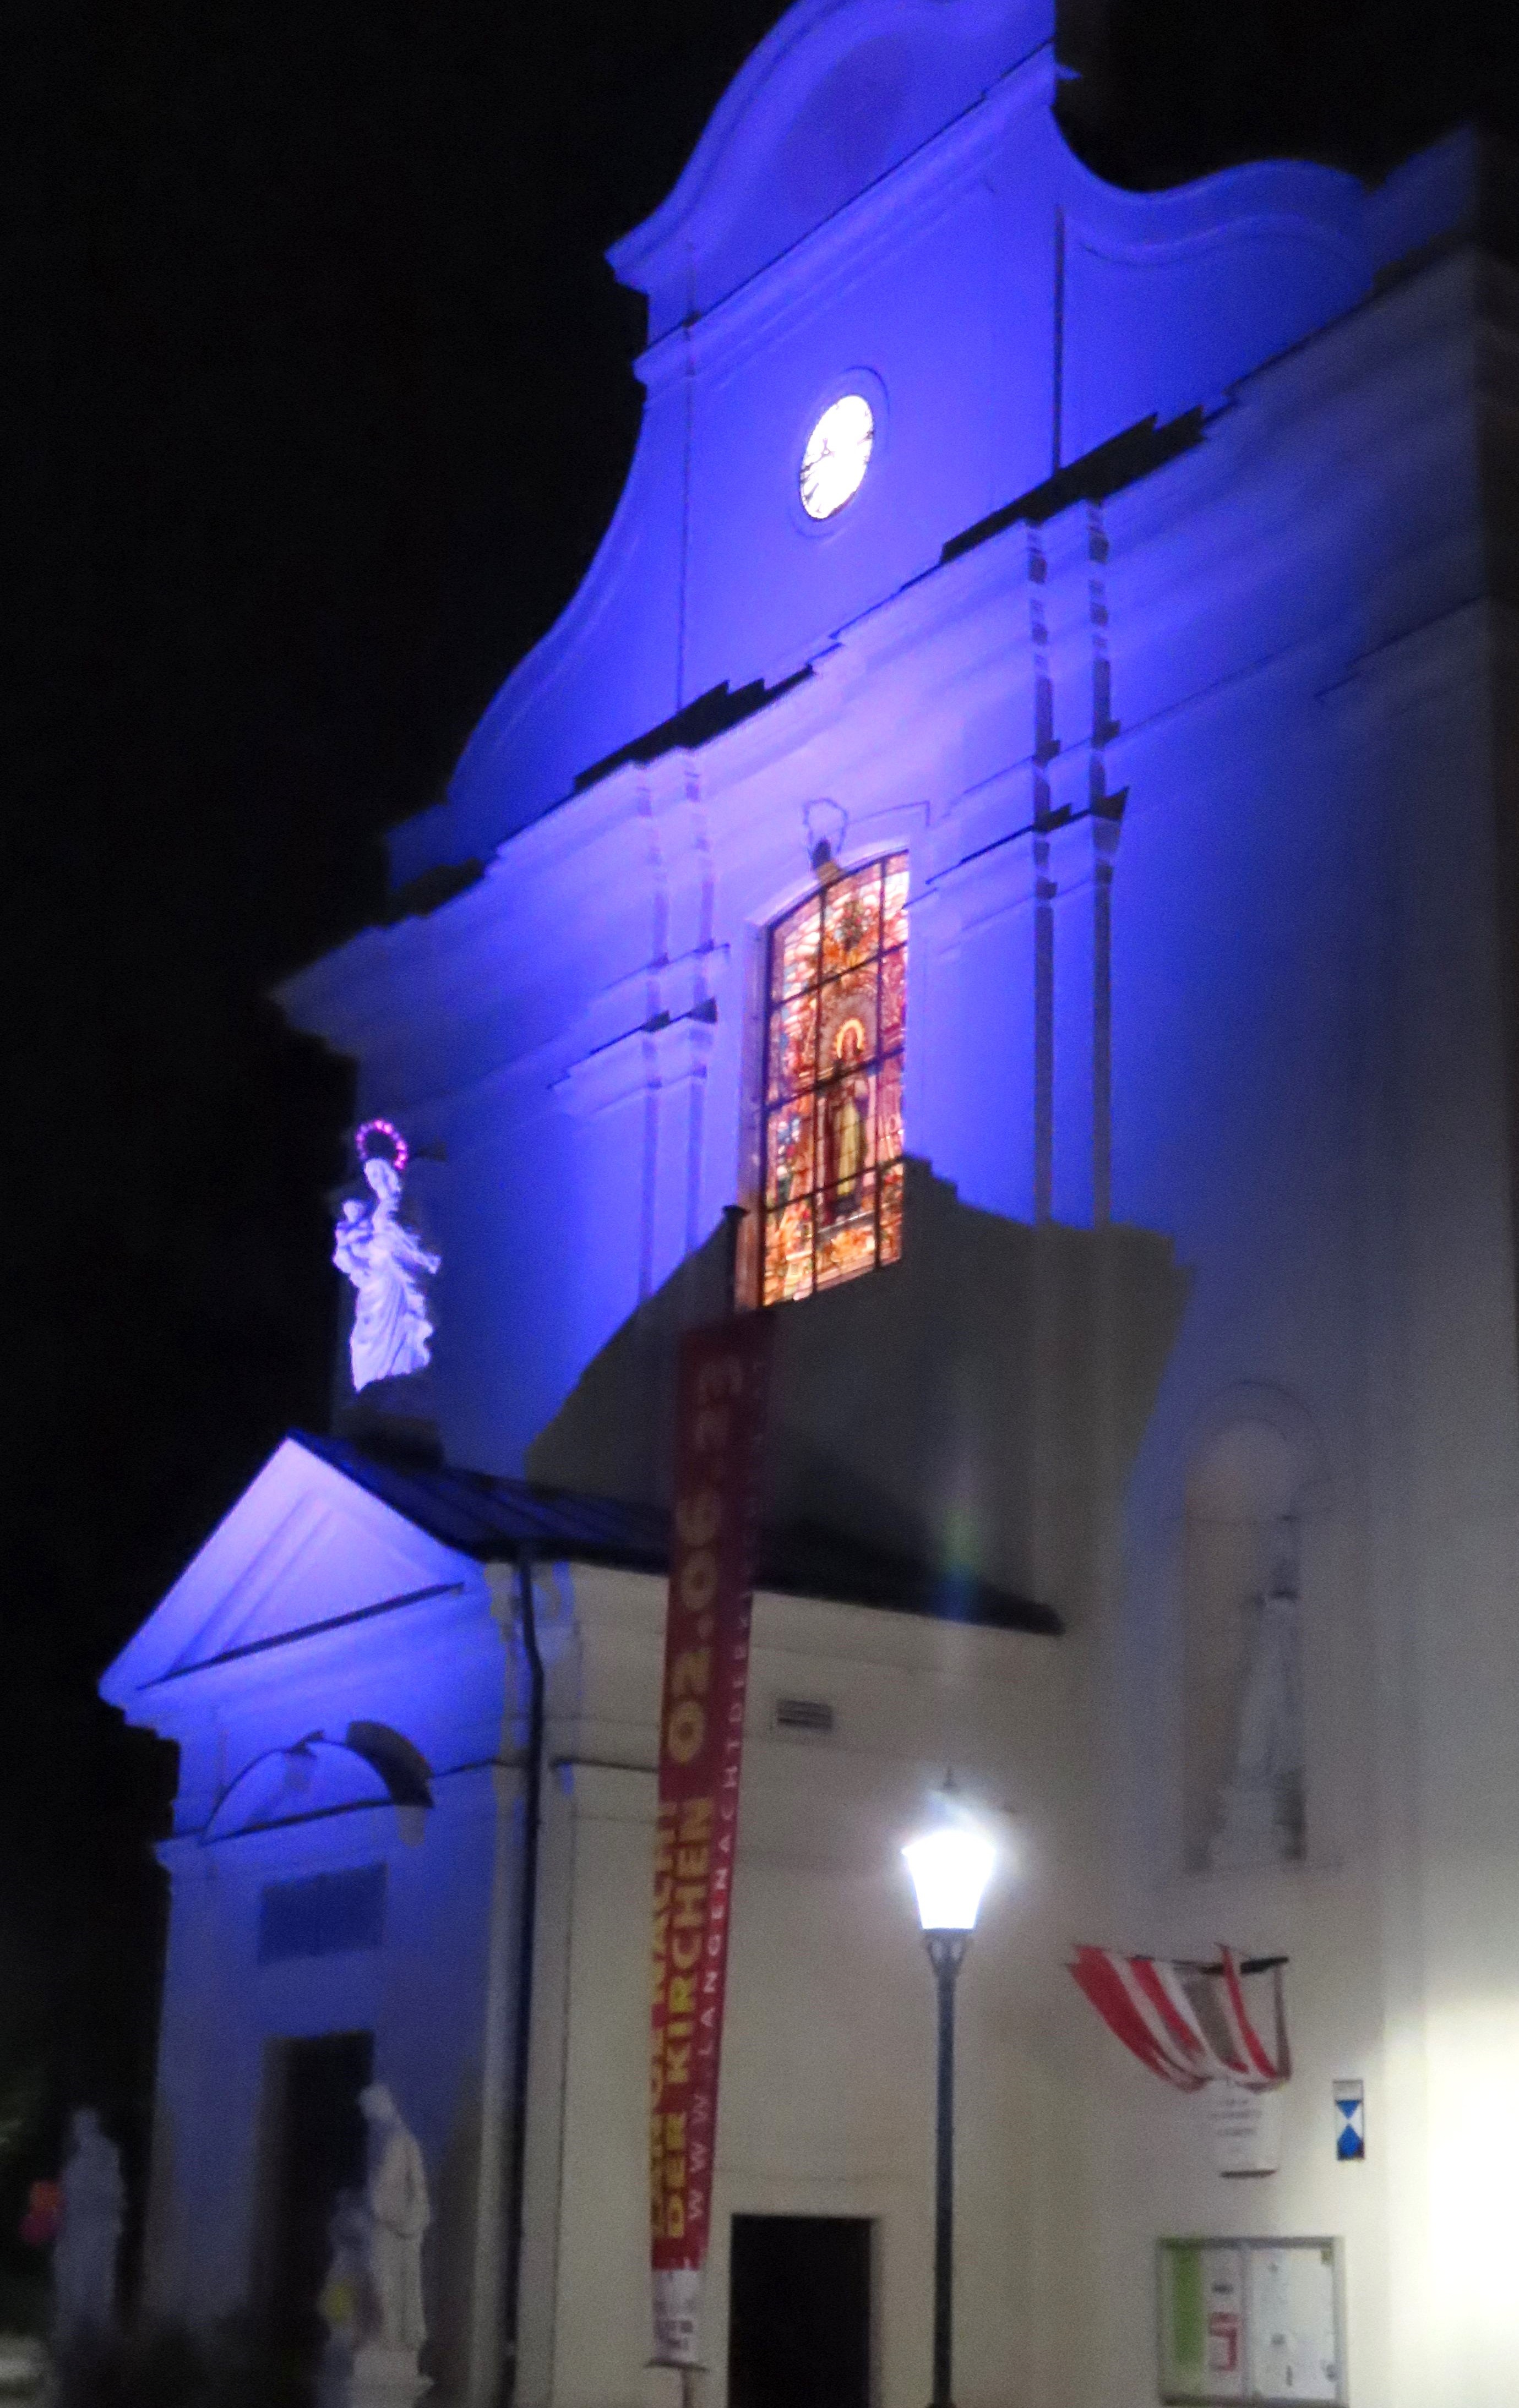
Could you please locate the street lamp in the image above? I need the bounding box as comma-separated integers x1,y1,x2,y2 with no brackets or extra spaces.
902,1785,997,2408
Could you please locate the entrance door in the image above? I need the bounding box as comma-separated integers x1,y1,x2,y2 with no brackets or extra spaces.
728,2214,872,2408
257,2029,374,2363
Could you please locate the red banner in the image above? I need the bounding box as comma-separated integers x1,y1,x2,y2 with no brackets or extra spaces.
649,1315,772,2366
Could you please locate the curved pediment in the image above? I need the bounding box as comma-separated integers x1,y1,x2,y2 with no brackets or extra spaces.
609,0,1055,340
366,12,1469,899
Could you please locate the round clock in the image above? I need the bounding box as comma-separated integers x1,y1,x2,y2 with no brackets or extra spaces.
798,393,875,521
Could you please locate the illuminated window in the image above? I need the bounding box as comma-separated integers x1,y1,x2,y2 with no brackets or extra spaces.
761,854,906,1305
799,395,874,520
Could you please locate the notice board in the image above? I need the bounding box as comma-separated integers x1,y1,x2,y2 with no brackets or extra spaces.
1157,2237,1345,2405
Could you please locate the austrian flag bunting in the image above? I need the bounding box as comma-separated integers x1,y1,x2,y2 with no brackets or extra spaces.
649,1315,773,2368
1069,1945,1291,2092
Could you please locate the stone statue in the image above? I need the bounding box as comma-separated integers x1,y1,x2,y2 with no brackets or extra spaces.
1210,1549,1305,1870
319,2087,432,2407
358,2083,431,2354
51,2109,123,2346
334,1137,439,1393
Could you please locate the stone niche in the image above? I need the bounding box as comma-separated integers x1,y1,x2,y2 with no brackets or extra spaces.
527,1160,1185,1623
1182,1418,1311,1872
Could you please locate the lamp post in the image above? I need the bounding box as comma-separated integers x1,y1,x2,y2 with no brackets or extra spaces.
902,1789,997,2408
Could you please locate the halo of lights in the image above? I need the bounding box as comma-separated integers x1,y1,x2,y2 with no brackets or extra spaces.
799,394,875,520
356,1118,409,1175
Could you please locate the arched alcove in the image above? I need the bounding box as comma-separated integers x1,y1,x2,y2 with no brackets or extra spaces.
1182,1416,1309,1872
203,1728,433,1843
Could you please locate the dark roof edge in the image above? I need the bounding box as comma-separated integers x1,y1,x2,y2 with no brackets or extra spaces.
940,407,1206,566
572,665,813,794
292,1429,1061,1639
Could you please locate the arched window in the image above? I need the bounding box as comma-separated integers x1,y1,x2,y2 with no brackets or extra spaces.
761,853,907,1304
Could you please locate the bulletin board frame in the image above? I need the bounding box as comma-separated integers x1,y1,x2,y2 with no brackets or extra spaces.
1156,2236,1347,2406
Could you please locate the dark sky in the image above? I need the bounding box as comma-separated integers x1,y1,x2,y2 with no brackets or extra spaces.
8,0,1512,2285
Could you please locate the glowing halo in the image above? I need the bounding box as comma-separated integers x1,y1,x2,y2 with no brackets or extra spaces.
355,1118,410,1175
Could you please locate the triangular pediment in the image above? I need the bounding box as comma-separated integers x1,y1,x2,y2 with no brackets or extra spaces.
101,1437,482,1712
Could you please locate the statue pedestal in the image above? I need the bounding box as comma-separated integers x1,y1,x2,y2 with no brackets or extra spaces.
1208,1776,1299,1870
317,2344,432,2408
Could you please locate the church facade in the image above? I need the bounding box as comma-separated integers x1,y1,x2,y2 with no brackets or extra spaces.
104,5,1519,2405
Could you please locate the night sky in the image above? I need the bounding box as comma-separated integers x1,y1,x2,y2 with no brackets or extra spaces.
10,0,1513,2302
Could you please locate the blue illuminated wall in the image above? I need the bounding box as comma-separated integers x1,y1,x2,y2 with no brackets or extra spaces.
281,1,1477,1494
99,1439,527,2387
110,6,1519,2401
381,0,1440,883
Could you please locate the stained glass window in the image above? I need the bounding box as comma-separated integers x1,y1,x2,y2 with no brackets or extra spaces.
761,854,907,1306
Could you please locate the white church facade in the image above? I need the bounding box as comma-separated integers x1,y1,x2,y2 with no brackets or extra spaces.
104,4,1519,2404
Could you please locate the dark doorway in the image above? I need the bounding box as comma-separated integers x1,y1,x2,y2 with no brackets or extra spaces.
256,2029,374,2365
728,2214,872,2408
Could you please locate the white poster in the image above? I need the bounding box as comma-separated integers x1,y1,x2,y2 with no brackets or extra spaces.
1208,2083,1283,2177
1247,2244,1341,2402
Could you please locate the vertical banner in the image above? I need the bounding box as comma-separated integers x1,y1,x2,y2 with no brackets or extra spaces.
650,1315,773,2367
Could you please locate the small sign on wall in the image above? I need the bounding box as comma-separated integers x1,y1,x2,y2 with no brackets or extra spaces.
1332,2080,1364,2161
1208,2082,1283,2177
1158,2237,1346,2406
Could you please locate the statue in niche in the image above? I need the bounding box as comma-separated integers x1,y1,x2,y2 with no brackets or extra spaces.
357,2083,431,2355
1209,1520,1305,1870
51,2109,123,2347
334,1122,439,1392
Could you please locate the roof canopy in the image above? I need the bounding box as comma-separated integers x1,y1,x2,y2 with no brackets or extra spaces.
101,1427,1059,1727
298,1428,1060,1632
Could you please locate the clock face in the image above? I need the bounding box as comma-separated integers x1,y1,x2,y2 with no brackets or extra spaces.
798,394,874,521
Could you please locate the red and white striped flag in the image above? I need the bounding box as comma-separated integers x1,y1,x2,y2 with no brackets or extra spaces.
1069,1946,1290,2092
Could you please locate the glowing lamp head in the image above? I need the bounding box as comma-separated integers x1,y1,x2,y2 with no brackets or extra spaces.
903,1794,997,1934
